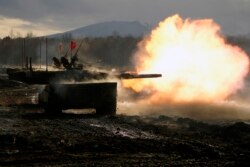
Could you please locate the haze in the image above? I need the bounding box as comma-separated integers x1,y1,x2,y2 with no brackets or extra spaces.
0,0,250,37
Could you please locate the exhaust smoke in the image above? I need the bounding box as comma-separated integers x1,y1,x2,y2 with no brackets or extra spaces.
123,14,249,104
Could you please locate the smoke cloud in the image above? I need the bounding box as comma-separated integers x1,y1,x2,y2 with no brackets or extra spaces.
119,15,250,122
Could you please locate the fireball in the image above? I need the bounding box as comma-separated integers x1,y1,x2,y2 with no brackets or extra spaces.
123,15,249,104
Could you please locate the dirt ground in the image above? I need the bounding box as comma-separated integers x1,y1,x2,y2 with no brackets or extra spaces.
0,75,250,166
1,108,250,166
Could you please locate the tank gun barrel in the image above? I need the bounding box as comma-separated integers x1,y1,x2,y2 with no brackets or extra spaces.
119,73,162,79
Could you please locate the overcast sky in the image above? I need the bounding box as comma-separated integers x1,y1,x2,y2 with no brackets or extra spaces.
0,0,250,37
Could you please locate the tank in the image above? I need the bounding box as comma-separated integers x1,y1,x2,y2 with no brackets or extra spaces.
7,41,161,115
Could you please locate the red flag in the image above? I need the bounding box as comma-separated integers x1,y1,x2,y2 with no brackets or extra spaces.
71,40,76,50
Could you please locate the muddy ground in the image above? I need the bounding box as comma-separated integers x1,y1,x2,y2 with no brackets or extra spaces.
0,75,250,166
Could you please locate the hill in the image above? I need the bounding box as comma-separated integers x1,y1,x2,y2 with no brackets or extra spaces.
49,21,150,38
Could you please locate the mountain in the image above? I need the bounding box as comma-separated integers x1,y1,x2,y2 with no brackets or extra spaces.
48,21,150,38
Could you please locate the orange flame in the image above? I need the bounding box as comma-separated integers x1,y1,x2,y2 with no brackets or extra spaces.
123,15,249,104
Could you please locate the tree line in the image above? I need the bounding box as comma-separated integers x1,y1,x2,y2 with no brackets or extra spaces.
0,33,141,69
1,34,249,69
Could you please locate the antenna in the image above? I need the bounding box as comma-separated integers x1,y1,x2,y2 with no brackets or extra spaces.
46,38,48,72
40,38,42,69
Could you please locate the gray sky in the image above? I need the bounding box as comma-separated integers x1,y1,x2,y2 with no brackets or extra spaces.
0,0,250,37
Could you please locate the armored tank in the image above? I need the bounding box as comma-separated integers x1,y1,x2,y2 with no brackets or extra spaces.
7,42,161,115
